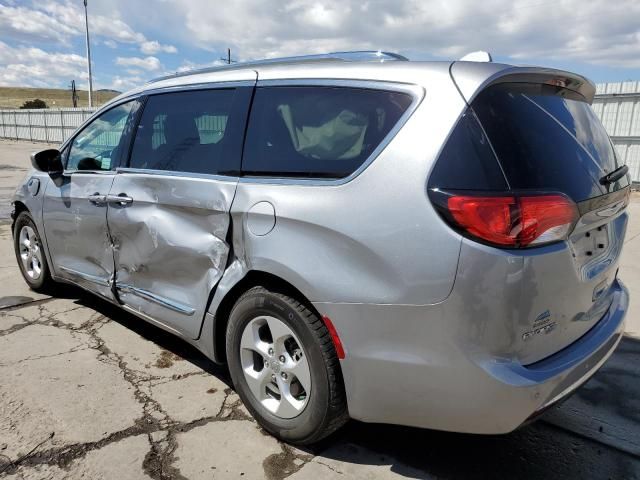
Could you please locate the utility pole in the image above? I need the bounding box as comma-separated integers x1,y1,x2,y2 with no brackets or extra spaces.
220,48,235,64
70,80,79,108
83,0,93,107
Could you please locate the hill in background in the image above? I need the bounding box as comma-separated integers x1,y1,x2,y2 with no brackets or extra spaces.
0,87,120,109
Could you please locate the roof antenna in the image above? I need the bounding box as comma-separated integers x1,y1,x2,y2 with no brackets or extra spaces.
459,51,493,62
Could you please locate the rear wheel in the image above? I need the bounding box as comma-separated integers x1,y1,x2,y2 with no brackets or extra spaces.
13,212,55,292
226,286,348,444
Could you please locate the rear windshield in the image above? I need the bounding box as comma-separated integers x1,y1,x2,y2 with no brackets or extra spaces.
472,82,629,201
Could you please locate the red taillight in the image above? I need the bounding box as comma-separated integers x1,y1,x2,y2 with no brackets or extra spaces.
446,194,578,248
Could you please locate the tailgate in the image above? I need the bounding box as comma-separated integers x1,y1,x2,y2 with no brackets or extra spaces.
450,67,630,363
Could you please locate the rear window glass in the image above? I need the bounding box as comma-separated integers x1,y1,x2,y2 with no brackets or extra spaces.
471,83,629,201
243,86,413,178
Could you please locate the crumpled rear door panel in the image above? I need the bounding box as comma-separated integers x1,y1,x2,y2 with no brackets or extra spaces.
107,172,237,339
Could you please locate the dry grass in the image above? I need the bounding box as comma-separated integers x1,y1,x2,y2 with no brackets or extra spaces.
0,86,119,109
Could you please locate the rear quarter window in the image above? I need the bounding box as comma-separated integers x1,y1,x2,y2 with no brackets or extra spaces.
242,86,413,178
428,109,508,191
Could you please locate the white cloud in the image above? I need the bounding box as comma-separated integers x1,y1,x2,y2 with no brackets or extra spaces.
1,0,639,92
0,3,77,44
109,75,145,91
115,56,162,71
38,0,146,44
141,40,177,55
0,41,86,87
163,0,640,68
174,59,227,73
0,1,174,52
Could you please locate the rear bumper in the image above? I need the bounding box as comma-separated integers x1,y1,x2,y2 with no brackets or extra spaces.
314,278,627,434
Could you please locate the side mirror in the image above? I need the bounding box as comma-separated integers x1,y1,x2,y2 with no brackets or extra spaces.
30,149,64,175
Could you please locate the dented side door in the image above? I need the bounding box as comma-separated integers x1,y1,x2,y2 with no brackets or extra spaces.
107,173,238,338
106,82,255,339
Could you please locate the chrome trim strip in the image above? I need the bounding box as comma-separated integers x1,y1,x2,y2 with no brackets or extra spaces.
117,283,195,316
58,265,111,287
240,80,425,186
255,78,419,88
120,304,183,335
115,167,238,183
143,80,256,96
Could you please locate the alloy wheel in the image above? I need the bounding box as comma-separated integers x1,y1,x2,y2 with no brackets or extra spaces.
18,225,43,281
239,315,311,419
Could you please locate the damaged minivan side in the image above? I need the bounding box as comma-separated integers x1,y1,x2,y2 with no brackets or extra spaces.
13,52,629,445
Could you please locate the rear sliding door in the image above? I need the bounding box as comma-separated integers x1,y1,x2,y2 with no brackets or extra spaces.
107,84,254,338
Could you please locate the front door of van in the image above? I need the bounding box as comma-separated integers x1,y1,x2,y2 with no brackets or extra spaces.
107,85,254,338
43,100,140,300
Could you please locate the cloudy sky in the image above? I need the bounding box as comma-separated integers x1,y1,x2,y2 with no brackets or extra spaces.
1,0,639,92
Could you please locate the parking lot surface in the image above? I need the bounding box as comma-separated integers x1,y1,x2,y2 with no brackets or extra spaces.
0,140,639,480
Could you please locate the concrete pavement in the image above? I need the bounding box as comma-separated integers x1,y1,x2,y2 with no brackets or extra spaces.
0,140,639,479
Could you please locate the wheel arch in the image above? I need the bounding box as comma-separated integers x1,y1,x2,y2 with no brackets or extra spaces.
11,200,29,232
212,270,325,364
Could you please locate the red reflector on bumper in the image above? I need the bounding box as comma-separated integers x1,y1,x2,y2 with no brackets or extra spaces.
322,315,346,359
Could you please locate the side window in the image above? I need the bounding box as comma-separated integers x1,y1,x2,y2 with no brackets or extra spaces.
243,86,413,178
67,101,138,171
129,89,242,175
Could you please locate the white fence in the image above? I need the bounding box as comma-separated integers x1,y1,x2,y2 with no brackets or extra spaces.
0,108,96,144
1,82,639,181
593,81,640,182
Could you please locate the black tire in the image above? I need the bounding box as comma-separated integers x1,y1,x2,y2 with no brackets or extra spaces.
226,286,348,444
13,211,55,293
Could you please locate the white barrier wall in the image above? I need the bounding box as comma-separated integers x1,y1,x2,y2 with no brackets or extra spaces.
0,108,96,144
593,81,640,182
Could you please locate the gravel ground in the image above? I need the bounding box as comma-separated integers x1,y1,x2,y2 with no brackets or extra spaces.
0,140,639,480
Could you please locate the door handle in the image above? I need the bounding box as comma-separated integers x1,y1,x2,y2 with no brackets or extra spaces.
87,193,107,205
106,193,133,206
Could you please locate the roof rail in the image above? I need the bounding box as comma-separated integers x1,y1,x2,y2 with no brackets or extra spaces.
148,50,409,84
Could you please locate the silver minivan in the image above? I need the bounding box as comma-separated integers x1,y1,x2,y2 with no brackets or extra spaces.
12,52,629,444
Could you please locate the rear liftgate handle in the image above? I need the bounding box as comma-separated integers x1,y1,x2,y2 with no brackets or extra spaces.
106,193,133,206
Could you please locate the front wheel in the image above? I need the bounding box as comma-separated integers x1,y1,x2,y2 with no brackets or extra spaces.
226,286,348,445
13,211,55,292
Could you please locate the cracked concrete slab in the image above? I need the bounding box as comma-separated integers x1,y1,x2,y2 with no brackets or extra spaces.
288,443,428,479
96,321,203,379
0,347,141,460
3,434,151,480
148,374,227,425
0,298,94,334
174,421,282,479
0,323,91,366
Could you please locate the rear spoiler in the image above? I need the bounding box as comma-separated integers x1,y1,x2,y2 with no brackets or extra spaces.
450,61,596,105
